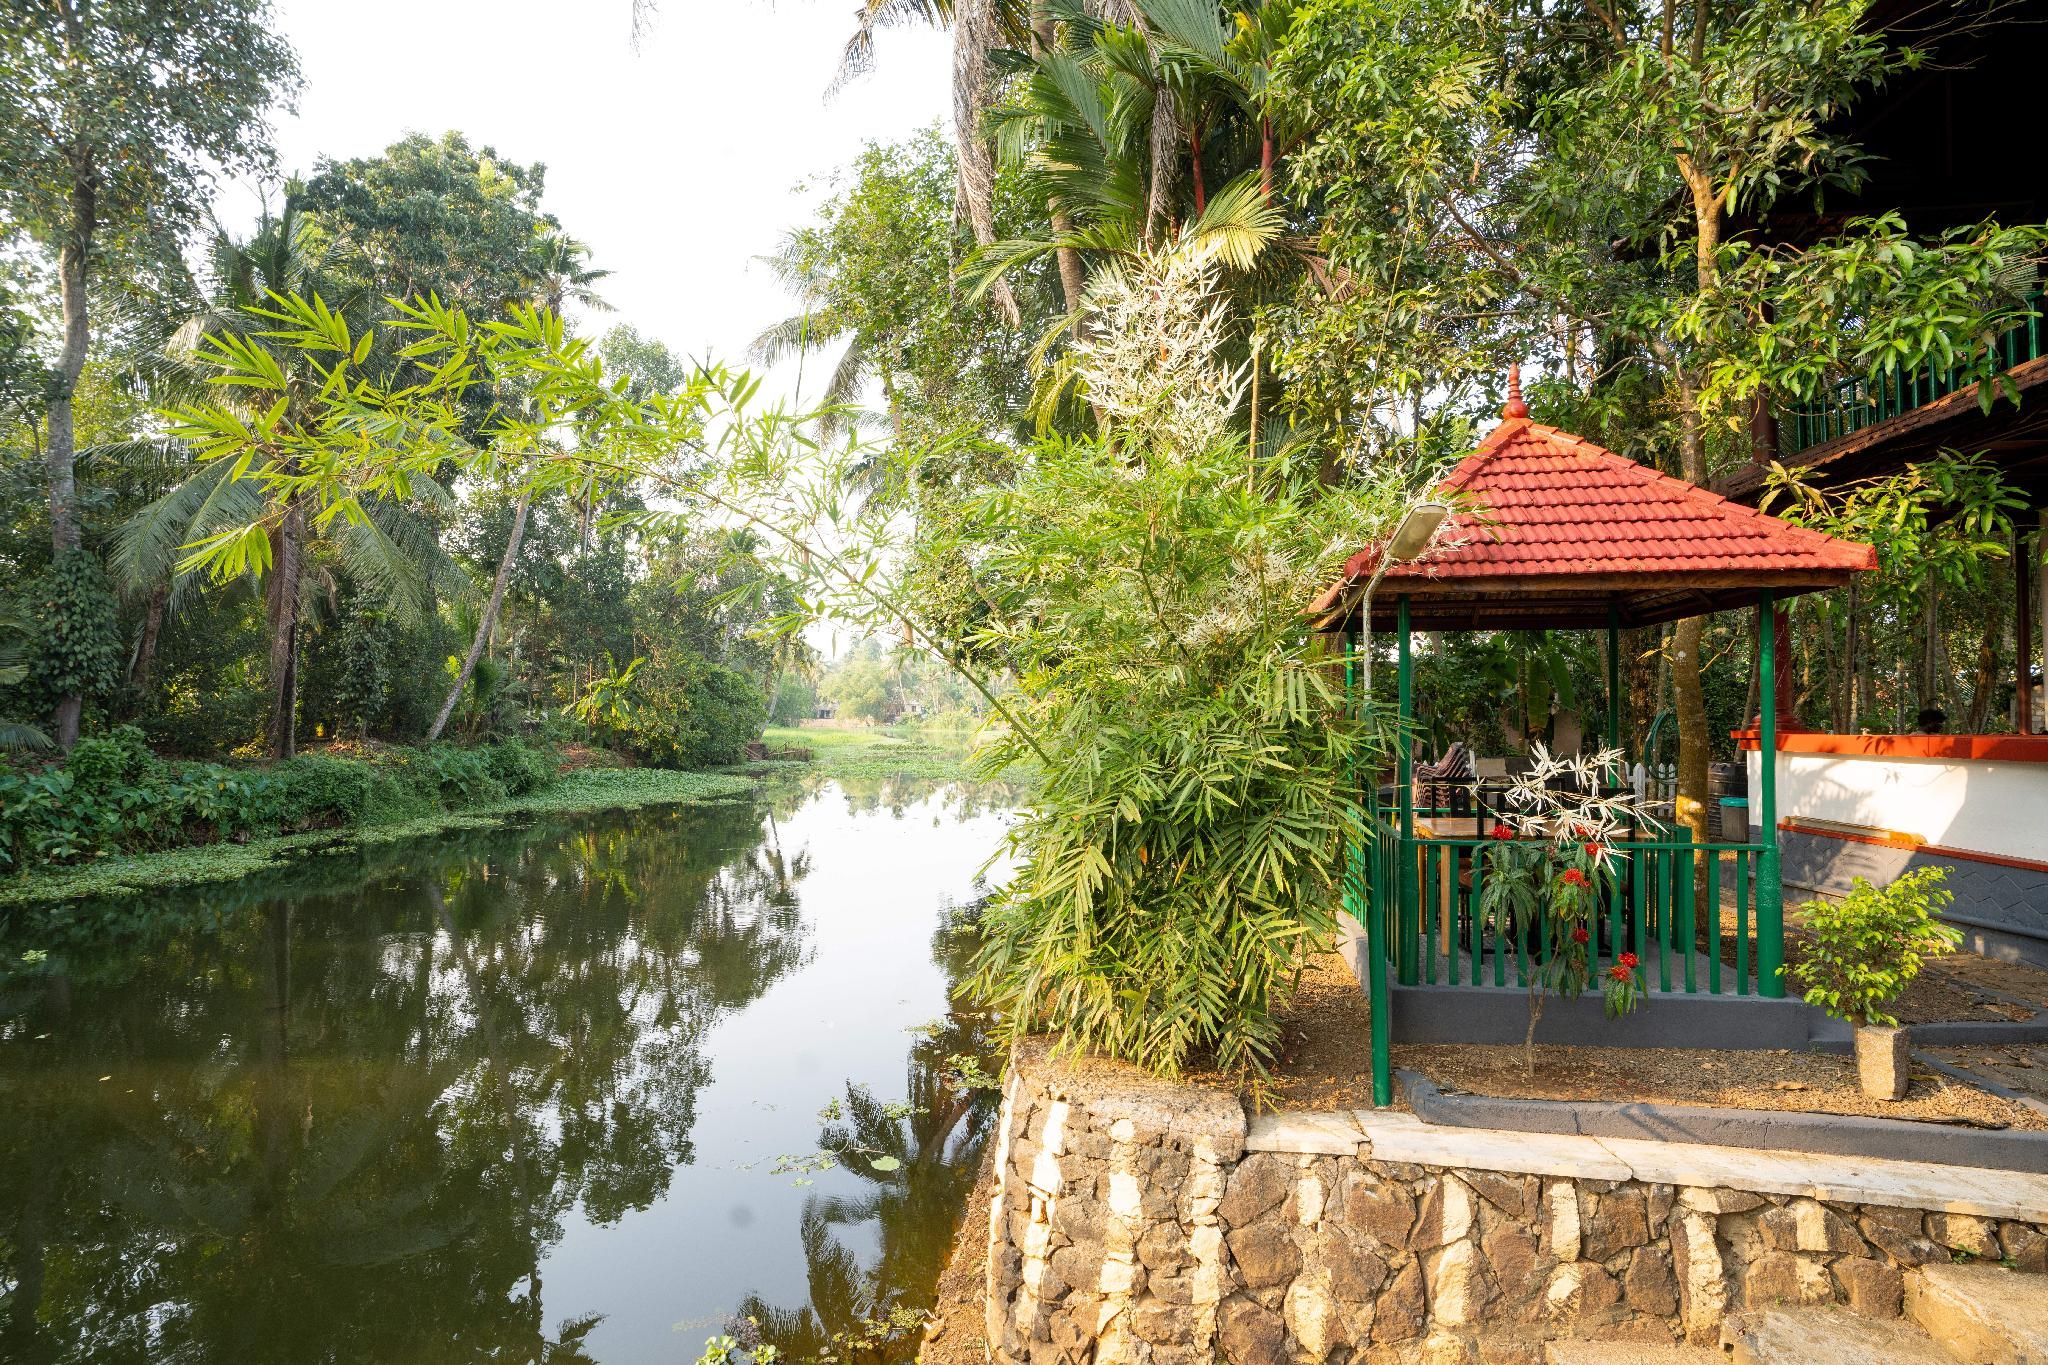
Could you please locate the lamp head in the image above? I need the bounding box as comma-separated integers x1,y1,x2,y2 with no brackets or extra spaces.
1387,501,1449,562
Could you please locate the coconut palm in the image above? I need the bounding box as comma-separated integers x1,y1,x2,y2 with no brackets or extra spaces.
831,0,1035,325
529,230,614,315
116,196,460,757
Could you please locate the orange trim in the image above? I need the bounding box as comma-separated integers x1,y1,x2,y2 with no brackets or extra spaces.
1732,730,2048,763
1780,818,2048,876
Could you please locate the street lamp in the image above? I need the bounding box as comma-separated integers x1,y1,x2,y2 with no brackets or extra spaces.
1361,500,1448,694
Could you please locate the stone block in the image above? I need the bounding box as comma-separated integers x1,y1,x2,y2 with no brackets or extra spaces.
1859,1211,1950,1268
1832,1256,1903,1317
1137,1220,1192,1272
1315,1224,1391,1302
1245,1110,1364,1155
1225,1219,1302,1290
1581,1187,1651,1264
1623,1245,1679,1318
1218,1153,1293,1228
1285,1278,1349,1358
1415,1175,1479,1251
1543,1262,1622,1326
1131,1298,1192,1346
1927,1211,2003,1259
1052,1194,1109,1248
1677,1186,1766,1215
1644,1183,1677,1235
1377,1260,1429,1343
1670,1209,1728,1344
1464,1169,1535,1219
1738,1250,1834,1309
1428,1239,1501,1327
1483,1223,1549,1312
2000,1222,2048,1273
1341,1168,1420,1250
1543,1182,1582,1264
1758,1198,1866,1255
1906,1261,2048,1365
1215,1293,1287,1364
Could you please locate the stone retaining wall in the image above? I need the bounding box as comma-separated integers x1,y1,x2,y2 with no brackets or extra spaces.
984,1041,2048,1363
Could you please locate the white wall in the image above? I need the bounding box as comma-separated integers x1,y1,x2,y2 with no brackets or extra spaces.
1746,748,2048,862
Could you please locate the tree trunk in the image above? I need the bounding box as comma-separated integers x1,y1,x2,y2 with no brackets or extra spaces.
953,0,1021,325
47,172,95,749
1670,158,1718,878
1845,581,1861,731
131,584,167,689
428,492,529,743
264,499,307,758
1145,88,1180,248
1965,587,2006,732
1031,16,1088,315
1921,585,1942,707
1189,123,1207,215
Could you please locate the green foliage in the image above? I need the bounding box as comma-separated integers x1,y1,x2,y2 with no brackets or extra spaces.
955,252,1397,1076
300,131,560,318
600,649,768,770
22,550,122,705
0,765,754,913
0,733,560,880
768,673,817,726
0,0,299,265
1789,868,1961,1028
330,608,396,739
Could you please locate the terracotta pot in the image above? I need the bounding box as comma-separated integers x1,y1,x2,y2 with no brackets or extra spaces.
1855,1024,1910,1101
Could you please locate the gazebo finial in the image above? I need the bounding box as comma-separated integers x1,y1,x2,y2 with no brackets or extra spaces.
1503,363,1530,420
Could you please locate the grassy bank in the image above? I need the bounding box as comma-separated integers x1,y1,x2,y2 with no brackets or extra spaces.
761,725,987,782
0,764,753,913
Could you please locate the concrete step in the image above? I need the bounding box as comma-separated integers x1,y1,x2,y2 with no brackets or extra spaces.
1541,1343,1718,1365
1721,1306,1953,1364
1906,1262,2048,1364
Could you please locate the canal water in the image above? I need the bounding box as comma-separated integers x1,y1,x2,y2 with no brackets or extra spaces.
0,775,1015,1364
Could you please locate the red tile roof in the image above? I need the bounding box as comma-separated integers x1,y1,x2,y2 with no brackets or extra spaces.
1311,417,1876,630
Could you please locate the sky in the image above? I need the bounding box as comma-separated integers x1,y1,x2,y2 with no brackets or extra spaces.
222,0,954,390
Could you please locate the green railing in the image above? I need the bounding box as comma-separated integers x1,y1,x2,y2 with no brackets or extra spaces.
1358,816,1779,999
1779,291,2045,453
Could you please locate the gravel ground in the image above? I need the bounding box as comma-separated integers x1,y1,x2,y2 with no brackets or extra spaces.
1219,950,2046,1130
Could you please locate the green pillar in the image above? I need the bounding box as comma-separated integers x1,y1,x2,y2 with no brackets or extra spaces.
1757,592,1784,997
1396,595,1416,986
1349,629,1393,1108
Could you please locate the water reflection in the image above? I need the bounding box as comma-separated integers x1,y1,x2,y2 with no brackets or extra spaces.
0,781,1008,1364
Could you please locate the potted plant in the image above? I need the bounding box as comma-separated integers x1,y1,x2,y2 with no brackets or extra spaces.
1785,867,1960,1100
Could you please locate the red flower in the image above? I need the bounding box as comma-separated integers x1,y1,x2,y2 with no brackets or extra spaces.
1559,868,1588,887
1619,951,1639,969
1608,964,1632,982
1584,843,1605,860
1490,823,1516,841
1570,925,1590,945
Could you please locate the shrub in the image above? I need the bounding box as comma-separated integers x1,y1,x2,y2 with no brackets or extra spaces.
483,738,555,795
600,648,767,770
0,733,566,878
267,754,425,829
22,551,122,707
1788,867,1960,1027
957,250,1399,1076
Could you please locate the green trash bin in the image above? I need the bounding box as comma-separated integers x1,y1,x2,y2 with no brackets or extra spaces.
1718,795,1750,844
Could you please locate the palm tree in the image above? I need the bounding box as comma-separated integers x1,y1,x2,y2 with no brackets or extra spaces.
529,230,614,315
117,195,458,757
830,0,1034,325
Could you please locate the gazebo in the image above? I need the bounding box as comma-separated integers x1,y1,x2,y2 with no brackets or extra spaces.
1308,376,1877,1106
